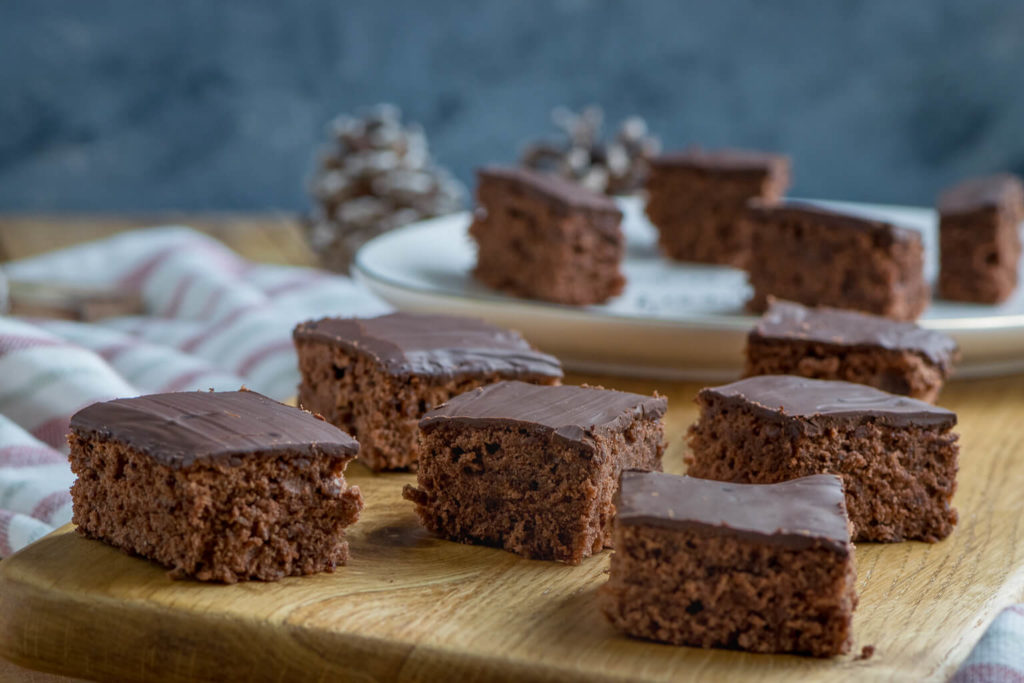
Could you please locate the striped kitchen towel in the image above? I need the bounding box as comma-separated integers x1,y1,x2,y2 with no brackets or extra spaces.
952,606,1024,682
0,226,388,556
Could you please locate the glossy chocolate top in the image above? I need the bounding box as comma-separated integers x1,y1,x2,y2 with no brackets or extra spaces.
748,200,922,245
477,166,622,215
294,313,564,381
752,299,958,369
938,174,1024,216
419,380,666,449
70,390,359,468
616,471,850,554
700,375,956,429
651,147,789,175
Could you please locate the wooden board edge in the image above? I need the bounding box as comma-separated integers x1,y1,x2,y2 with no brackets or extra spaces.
0,530,611,683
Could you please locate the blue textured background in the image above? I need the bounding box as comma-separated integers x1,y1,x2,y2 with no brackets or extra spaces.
3,1,1024,211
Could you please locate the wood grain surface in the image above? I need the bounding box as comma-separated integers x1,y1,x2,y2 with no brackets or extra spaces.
1,218,1023,681
2,372,1024,682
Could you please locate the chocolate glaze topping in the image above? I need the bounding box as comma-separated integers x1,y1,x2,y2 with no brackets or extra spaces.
748,200,922,245
616,471,850,554
651,147,789,175
70,390,358,468
938,174,1024,216
419,380,666,449
477,166,622,215
701,375,957,429
294,313,564,381
753,299,959,370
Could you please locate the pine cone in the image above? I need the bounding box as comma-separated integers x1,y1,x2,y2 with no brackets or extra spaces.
305,104,464,273
520,105,661,195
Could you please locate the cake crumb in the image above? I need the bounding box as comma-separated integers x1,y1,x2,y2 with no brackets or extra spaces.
857,645,876,660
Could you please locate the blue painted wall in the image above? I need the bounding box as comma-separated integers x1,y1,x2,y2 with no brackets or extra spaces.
2,1,1024,211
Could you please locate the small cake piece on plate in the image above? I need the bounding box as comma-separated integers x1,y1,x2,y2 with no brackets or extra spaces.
468,166,626,305
645,148,790,267
68,390,364,583
745,299,959,402
938,174,1024,304
602,472,856,657
746,201,929,321
294,312,563,471
686,375,959,542
403,381,666,564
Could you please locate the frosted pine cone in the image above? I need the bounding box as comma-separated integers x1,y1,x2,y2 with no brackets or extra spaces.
305,104,464,273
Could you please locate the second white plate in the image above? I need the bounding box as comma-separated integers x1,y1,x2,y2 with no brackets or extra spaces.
353,197,1024,380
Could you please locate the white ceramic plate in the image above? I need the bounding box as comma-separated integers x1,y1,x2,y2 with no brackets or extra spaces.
353,197,1024,380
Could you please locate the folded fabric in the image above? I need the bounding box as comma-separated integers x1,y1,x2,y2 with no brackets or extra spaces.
952,606,1024,682
0,226,388,556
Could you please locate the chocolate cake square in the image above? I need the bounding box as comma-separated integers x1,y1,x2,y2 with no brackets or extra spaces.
686,375,959,542
746,201,929,321
294,312,563,471
745,299,959,402
938,174,1024,303
602,472,856,657
645,148,790,267
468,166,626,305
68,390,363,583
403,381,667,564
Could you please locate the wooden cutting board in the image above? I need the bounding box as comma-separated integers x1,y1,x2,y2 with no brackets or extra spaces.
2,375,1024,682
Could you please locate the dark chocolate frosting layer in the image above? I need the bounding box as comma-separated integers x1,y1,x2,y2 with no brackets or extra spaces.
651,147,789,175
938,174,1024,216
748,200,922,245
70,390,359,468
616,471,850,554
419,380,666,448
701,375,957,429
753,299,959,369
294,313,563,381
477,166,622,215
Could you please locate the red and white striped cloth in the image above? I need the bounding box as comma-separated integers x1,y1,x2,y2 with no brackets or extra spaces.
0,226,387,556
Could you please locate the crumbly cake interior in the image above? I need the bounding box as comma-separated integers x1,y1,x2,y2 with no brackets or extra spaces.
646,169,785,267
747,213,928,321
686,398,958,542
405,418,664,564
745,338,947,402
601,524,856,657
939,206,1022,304
296,341,559,471
69,433,363,583
470,179,625,305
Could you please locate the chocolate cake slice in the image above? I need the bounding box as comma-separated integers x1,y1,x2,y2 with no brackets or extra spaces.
294,312,563,471
746,201,929,321
469,166,626,305
602,472,857,657
938,174,1024,303
745,299,959,402
686,375,959,542
645,148,790,266
68,390,364,583
403,381,666,564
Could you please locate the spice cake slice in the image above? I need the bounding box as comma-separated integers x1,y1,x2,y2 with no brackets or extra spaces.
602,472,857,657
686,375,958,542
645,148,790,267
938,174,1024,304
68,389,364,583
469,166,626,305
745,299,959,402
294,312,563,471
403,381,667,564
746,201,929,321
